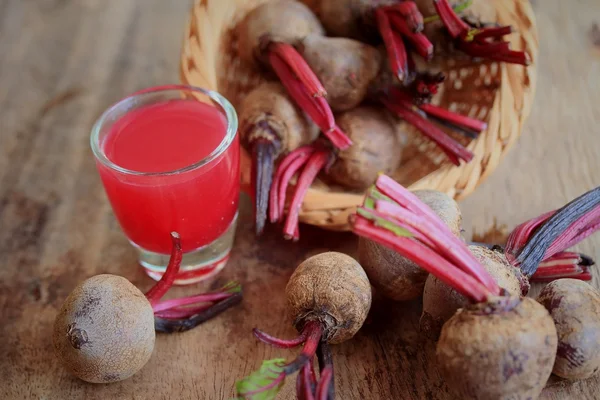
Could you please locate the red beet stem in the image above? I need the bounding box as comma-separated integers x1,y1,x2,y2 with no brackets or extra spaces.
376,8,408,82
433,0,469,38
374,175,501,293
270,146,315,223
269,52,350,148
270,53,331,132
270,52,351,150
252,139,277,235
283,149,331,240
474,25,513,40
419,103,487,132
324,124,353,150
270,42,327,97
375,200,499,293
382,1,424,32
511,187,600,276
145,232,182,304
154,304,211,319
351,215,493,302
276,146,317,221
388,13,433,60
382,98,472,165
531,272,592,283
252,327,309,349
505,211,554,263
153,291,234,313
300,362,316,400
296,366,304,400
315,365,334,400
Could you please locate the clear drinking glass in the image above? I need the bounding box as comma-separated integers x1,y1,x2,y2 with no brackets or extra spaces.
90,85,239,285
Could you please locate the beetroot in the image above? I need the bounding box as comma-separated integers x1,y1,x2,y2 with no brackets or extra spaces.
359,189,462,301
53,233,242,383
239,82,319,234
350,174,557,399
420,244,527,339
298,34,382,111
235,0,352,150
271,106,408,240
537,279,600,380
234,252,371,399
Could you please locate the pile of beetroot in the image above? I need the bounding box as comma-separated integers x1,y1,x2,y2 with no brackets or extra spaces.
235,174,600,399
236,0,531,238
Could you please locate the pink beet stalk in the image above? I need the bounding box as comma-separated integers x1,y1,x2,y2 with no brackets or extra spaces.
253,327,309,349
351,215,494,303
388,13,433,60
419,103,487,132
145,232,183,305
376,8,408,82
374,175,499,292
270,146,315,223
382,98,472,165
505,186,600,278
270,43,327,97
382,1,424,32
283,149,331,240
269,52,352,150
143,233,242,333
434,0,530,65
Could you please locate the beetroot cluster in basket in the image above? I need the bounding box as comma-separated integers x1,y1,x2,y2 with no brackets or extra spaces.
234,0,530,240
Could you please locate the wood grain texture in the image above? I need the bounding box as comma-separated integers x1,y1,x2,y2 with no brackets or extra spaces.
0,0,599,399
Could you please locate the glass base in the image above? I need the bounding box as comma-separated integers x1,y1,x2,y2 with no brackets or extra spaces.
135,213,238,285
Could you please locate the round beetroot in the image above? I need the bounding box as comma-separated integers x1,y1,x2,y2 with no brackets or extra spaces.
537,279,600,380
53,275,155,383
437,296,558,399
358,189,462,301
421,245,526,339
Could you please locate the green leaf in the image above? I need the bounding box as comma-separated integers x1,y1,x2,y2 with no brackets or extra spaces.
423,0,473,24
221,281,242,294
357,208,412,238
235,358,287,400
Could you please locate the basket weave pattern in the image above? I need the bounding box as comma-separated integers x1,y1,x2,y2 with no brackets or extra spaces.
180,0,539,231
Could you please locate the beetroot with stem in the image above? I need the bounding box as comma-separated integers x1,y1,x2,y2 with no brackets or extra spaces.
431,0,531,65
53,232,242,383
421,186,600,339
239,82,319,235
359,189,463,301
537,279,600,380
235,252,371,399
271,107,408,240
350,174,558,399
311,0,433,83
236,0,352,150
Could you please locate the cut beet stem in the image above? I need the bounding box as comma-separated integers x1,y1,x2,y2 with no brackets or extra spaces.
145,232,182,304
283,149,331,240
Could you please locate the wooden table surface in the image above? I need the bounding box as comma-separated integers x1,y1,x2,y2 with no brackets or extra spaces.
1,0,600,399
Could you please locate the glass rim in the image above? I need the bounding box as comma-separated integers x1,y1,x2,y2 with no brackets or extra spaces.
90,84,238,177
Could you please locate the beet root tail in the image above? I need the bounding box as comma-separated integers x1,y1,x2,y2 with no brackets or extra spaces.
252,139,277,235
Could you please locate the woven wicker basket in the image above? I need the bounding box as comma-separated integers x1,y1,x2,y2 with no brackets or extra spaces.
180,0,538,231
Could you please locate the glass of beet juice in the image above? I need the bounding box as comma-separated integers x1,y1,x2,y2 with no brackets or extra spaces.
90,85,239,285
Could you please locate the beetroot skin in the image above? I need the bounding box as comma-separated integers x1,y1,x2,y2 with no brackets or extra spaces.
537,279,600,380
